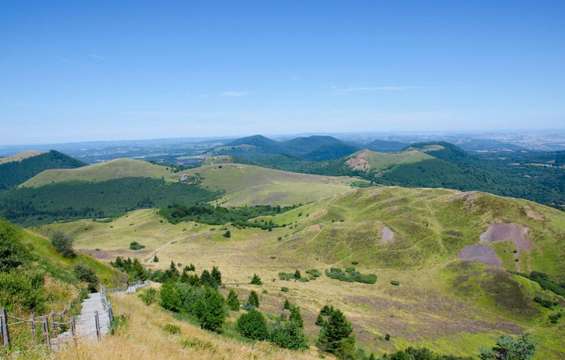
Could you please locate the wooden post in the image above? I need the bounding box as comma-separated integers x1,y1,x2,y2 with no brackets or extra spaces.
94,311,101,341
71,316,77,347
50,312,55,332
1,308,10,348
42,317,51,350
31,313,36,343
108,303,114,324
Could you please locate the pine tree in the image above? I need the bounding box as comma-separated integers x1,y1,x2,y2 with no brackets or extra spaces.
250,273,262,285
317,307,356,359
211,266,222,287
227,289,240,311
153,255,159,262
195,287,226,333
247,290,260,308
283,299,291,310
200,269,216,288
289,305,304,329
294,270,301,280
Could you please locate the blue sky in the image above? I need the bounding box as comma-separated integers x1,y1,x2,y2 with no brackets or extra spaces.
1,0,564,145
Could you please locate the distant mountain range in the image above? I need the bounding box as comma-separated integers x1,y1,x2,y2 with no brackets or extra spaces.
209,134,360,161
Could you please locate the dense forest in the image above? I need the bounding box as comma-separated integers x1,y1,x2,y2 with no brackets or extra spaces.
0,150,84,190
0,177,220,226
160,203,295,229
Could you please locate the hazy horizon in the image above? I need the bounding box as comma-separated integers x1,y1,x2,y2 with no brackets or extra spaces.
2,1,565,145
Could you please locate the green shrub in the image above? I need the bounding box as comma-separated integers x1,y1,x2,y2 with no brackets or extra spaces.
247,291,260,308
270,320,308,349
0,221,31,271
163,323,181,335
390,280,400,286
280,287,289,293
325,267,377,284
110,314,129,335
139,288,158,305
549,312,562,324
236,309,269,340
223,230,231,238
159,282,183,311
74,264,99,292
306,269,321,279
129,241,145,250
250,274,262,285
0,270,45,312
479,334,536,360
533,296,557,308
50,231,75,258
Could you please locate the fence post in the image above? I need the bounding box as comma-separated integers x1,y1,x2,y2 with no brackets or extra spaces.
108,302,114,325
1,308,10,348
42,317,51,350
94,311,101,341
31,313,36,342
71,316,77,347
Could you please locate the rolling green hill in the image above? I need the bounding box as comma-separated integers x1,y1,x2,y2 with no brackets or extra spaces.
0,150,84,190
21,158,175,188
181,163,359,206
345,149,433,172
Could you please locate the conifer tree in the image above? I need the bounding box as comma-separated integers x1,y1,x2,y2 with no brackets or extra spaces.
247,290,260,308
227,289,240,311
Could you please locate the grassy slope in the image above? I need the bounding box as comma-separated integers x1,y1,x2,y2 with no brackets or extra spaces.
346,149,433,172
21,158,175,187
0,151,43,164
56,292,327,360
41,187,565,359
181,163,358,206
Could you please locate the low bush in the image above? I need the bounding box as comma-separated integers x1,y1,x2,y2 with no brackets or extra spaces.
129,241,145,250
74,264,99,292
139,288,158,305
325,267,377,284
50,231,75,258
236,309,269,340
163,323,181,335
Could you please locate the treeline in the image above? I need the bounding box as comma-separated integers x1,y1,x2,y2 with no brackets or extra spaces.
160,203,295,229
0,150,84,190
0,177,221,226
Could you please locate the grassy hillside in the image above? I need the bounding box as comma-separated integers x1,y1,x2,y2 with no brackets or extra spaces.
345,149,433,172
41,186,565,359
57,292,326,360
181,163,359,206
0,218,123,313
0,151,43,164
0,150,84,190
22,158,175,188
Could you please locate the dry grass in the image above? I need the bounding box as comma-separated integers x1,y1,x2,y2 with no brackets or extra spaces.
55,293,326,360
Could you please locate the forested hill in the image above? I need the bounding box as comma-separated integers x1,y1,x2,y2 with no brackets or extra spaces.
210,135,360,161
0,150,84,190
